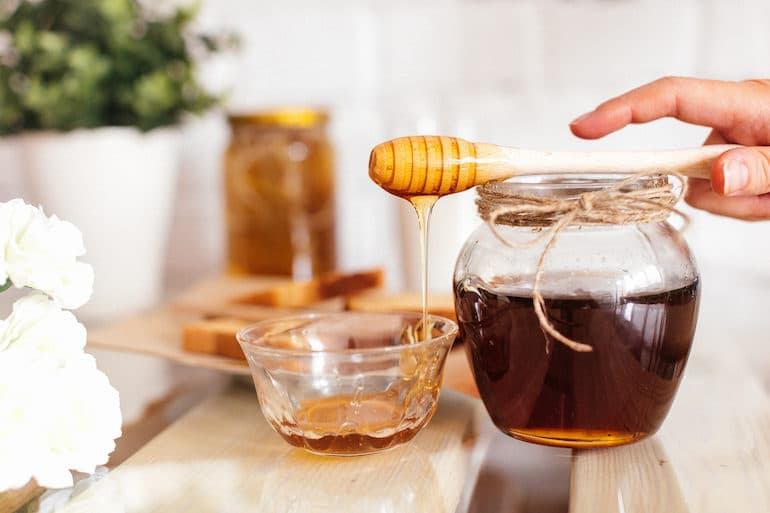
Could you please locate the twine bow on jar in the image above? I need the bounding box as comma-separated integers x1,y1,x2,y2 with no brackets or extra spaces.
476,171,690,353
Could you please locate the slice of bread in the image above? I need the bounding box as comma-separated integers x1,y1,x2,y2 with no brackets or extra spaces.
182,318,251,360
346,291,456,321
233,268,385,308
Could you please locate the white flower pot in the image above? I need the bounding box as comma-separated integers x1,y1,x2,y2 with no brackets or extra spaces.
20,127,179,323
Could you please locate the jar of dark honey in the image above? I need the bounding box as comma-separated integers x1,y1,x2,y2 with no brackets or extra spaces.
454,174,700,448
224,108,336,279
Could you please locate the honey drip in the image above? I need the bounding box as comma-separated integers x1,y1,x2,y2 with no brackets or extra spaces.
408,195,438,339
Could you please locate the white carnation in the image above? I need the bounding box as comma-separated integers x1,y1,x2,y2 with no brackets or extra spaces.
0,354,40,491
0,293,86,362
0,354,122,491
30,355,122,488
0,296,121,492
0,199,94,310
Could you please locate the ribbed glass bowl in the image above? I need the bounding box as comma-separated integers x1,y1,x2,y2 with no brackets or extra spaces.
237,312,458,456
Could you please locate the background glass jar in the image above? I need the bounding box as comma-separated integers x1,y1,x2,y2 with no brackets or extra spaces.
453,174,700,448
224,108,336,279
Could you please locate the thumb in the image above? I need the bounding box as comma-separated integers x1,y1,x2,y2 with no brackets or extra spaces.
712,147,770,196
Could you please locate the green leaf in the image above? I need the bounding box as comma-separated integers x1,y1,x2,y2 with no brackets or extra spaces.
0,278,12,293
0,0,233,133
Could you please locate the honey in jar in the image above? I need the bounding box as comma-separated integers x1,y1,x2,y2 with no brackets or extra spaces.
224,108,336,279
453,175,701,448
456,278,699,447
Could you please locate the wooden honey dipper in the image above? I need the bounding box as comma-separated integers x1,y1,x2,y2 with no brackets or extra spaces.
369,135,739,197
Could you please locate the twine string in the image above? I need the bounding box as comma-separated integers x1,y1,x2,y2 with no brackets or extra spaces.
477,171,689,353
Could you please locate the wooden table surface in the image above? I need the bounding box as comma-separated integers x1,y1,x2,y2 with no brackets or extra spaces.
49,269,770,512
569,268,770,513
56,387,488,513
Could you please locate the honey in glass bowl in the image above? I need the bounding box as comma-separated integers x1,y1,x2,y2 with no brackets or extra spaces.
237,312,457,456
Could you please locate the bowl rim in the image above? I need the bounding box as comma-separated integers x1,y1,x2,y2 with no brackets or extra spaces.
236,311,458,358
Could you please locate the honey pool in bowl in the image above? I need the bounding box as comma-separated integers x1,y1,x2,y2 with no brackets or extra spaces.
237,312,457,456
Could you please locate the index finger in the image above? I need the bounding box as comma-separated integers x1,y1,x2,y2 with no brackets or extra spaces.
570,77,742,139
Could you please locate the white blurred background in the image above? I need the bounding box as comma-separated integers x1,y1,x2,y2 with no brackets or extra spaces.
2,0,769,424
174,0,768,295
5,0,770,297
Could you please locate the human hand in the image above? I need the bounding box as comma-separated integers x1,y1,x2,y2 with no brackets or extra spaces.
569,77,770,220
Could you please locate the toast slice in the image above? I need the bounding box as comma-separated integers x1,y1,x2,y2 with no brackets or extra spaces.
233,268,385,308
182,318,251,360
346,291,456,321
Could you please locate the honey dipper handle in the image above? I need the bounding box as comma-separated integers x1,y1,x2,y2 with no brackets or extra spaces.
369,136,740,197
494,144,740,182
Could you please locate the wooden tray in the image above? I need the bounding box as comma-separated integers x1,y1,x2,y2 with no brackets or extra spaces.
87,275,479,396
89,307,251,375
88,274,369,375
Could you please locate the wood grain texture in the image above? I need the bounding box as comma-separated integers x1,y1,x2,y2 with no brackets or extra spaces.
658,354,770,513
569,349,770,513
570,437,688,513
57,387,488,513
654,272,770,513
369,136,738,196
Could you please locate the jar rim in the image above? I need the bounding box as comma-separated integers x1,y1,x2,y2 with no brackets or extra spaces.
482,173,669,199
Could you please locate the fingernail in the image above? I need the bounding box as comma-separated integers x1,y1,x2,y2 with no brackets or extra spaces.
722,158,750,195
570,112,592,125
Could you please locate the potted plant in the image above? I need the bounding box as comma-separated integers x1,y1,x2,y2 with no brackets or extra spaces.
0,0,231,321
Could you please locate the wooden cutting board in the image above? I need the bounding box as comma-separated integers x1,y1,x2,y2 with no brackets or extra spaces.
56,387,488,513
86,274,479,397
88,307,251,375
87,306,478,397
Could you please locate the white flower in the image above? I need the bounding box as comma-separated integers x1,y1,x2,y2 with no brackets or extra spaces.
0,354,40,491
0,293,86,362
0,199,94,310
0,199,121,493
0,294,121,492
31,354,122,488
0,353,122,491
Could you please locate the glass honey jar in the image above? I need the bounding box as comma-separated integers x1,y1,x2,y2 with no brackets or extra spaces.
224,108,336,278
453,174,700,448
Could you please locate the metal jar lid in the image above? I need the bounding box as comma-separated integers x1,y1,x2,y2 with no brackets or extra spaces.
227,108,328,129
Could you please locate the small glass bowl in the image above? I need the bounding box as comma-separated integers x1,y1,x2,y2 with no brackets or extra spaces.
237,312,458,456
